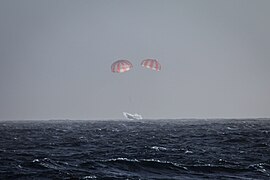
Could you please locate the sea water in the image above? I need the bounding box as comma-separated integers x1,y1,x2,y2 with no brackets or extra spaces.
0,119,269,179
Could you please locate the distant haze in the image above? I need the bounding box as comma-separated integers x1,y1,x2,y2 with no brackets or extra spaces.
0,0,270,120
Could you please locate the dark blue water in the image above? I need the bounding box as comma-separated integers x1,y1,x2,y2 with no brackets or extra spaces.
0,119,270,179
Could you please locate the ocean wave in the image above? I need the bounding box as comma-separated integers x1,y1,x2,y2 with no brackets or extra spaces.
33,158,70,170
150,146,167,151
223,137,250,143
80,157,188,173
83,175,97,179
77,157,270,179
249,163,270,176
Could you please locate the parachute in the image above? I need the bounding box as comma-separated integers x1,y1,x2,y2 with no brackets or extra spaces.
111,60,133,73
141,59,161,71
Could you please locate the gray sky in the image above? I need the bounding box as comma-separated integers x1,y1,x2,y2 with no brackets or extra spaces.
0,0,270,120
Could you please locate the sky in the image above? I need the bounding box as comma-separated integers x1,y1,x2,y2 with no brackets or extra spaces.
0,0,270,120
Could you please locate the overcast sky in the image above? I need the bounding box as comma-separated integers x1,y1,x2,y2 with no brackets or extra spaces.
0,0,269,120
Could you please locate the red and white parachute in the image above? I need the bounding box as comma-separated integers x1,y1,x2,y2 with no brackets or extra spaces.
111,60,133,73
141,59,161,71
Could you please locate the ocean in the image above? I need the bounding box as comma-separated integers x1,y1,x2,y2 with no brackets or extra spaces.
0,119,269,179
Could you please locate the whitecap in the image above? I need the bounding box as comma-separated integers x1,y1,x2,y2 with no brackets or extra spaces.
151,146,167,151
83,175,97,179
249,163,269,175
185,150,193,154
101,158,139,162
33,159,39,162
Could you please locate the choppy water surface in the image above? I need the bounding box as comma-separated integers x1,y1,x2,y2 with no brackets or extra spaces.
0,119,270,179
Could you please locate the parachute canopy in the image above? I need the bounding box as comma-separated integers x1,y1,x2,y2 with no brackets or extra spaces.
141,59,161,71
111,60,133,73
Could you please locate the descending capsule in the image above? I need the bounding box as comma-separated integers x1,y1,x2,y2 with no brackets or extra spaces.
141,59,161,71
111,60,133,73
